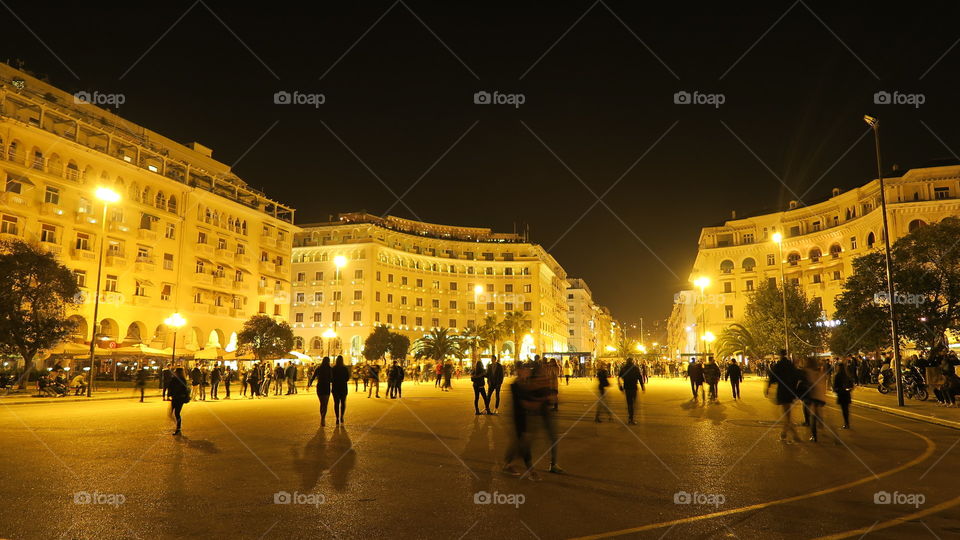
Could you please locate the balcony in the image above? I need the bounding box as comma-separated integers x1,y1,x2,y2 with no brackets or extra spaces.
230,308,246,318
232,280,246,290
75,212,97,225
130,295,150,306
70,248,96,261
108,221,130,233
0,191,30,207
234,253,251,265
195,243,214,256
134,257,156,273
40,202,65,217
40,242,62,256
192,303,209,314
259,260,276,273
193,272,213,284
215,248,233,261
209,305,230,316
105,254,126,268
212,276,228,288
137,228,158,241
260,234,277,247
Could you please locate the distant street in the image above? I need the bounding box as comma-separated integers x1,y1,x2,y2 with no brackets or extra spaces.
1,376,958,539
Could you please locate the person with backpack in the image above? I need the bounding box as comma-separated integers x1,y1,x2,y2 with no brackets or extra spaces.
766,351,802,443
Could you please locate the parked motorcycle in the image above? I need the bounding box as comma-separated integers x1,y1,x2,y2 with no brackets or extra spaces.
877,366,928,401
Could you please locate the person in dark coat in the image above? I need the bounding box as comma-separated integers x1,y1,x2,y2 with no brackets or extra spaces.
687,359,705,402
702,357,721,401
285,363,298,395
724,359,743,400
247,364,260,399
486,355,505,414
274,364,286,396
833,357,854,429
223,366,233,399
309,357,332,426
472,362,491,415
594,361,613,423
134,367,149,403
190,366,202,401
168,367,190,436
160,366,173,401
390,361,404,398
617,357,645,424
210,364,222,400
765,351,801,443
332,356,350,425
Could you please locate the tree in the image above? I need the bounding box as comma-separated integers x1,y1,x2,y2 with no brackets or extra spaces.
0,240,80,386
363,326,392,363
388,332,410,364
501,311,530,360
413,328,463,363
741,279,825,359
715,323,760,360
477,315,502,358
833,218,960,354
237,315,294,361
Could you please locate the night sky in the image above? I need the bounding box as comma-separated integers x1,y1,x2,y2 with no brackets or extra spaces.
5,1,960,333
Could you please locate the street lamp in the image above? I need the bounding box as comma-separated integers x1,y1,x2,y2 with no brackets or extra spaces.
864,114,905,407
693,277,710,359
772,231,790,358
473,284,484,362
333,255,347,357
322,328,337,358
164,313,186,368
86,187,120,396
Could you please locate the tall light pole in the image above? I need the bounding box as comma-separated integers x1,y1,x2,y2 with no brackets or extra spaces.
473,284,484,363
164,313,186,368
693,277,710,358
86,187,120,396
333,255,347,358
864,114,904,407
772,232,790,358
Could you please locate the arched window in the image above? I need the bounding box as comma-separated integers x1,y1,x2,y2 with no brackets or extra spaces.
129,182,140,202
167,195,177,214
809,248,822,263
65,161,79,181
867,232,876,249
741,257,756,272
719,260,734,274
787,252,801,266
293,337,304,350
829,244,842,258
142,186,151,204
155,191,166,209
908,219,926,232
311,337,323,350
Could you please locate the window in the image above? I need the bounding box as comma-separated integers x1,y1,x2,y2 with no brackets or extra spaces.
724,305,734,319
720,260,734,274
353,311,362,322
431,299,440,308
333,291,342,302
449,300,457,309
505,284,513,292
812,221,821,232
812,274,822,284
449,319,456,327
196,293,205,305
217,238,227,250
745,280,754,292
768,277,777,288
723,282,732,293
163,253,174,270
388,274,394,283
742,258,756,272
431,318,439,327
313,312,322,322
523,302,532,311
197,231,207,244
766,254,775,266
314,292,324,302
274,305,281,316
934,187,949,200
415,317,423,327
135,280,147,297
486,302,494,310
315,271,324,281
195,260,205,274
450,282,458,291
832,271,842,281
487,284,494,292
505,302,513,311
0,215,18,235
295,292,305,303
523,285,532,293
399,315,406,325
44,186,60,205
400,296,407,305
376,271,381,281
850,237,857,250
467,301,475,310
295,313,304,323
830,244,842,258
354,269,363,279
296,272,306,282
78,197,92,215
105,274,119,292
160,284,172,301
73,270,87,288
235,270,243,282
416,278,422,288
40,224,56,243
258,301,266,313
75,232,91,251
353,291,362,301
387,294,393,303
787,252,800,266
165,223,175,239
742,233,754,244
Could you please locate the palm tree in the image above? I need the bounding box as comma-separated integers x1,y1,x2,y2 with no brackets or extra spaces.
715,323,758,360
413,327,464,363
477,315,502,359
501,311,529,361
461,325,488,364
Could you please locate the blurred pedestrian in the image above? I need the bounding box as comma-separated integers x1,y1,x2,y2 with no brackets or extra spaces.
617,357,645,424
286,362,298,395
190,365,202,401
134,367,149,402
594,361,613,423
766,351,802,443
310,357,332,427
223,366,233,399
703,357,721,402
367,363,381,398
802,357,834,443
688,358,705,402
160,365,172,401
168,367,190,436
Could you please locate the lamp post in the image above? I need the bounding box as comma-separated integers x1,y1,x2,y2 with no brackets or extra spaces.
473,284,484,363
322,328,337,358
693,277,710,358
772,232,790,358
333,255,347,357
164,313,186,368
86,187,120,397
864,114,904,407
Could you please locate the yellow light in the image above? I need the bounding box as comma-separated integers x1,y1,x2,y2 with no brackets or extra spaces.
772,232,783,243
652,342,658,347
322,328,337,339
702,331,716,343
474,285,484,295
164,312,186,328
693,276,710,289
333,255,347,268
95,186,121,203
604,345,616,352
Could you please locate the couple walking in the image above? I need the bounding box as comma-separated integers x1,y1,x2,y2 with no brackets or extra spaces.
308,356,351,426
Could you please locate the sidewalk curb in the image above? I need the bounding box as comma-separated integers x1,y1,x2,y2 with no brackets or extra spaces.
849,397,960,431
0,392,163,406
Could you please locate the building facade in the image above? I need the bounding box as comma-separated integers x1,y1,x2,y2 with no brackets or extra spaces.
0,64,296,357
565,278,619,358
670,164,960,357
290,213,570,362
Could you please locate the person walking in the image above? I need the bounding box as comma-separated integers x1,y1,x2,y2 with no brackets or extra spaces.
442,360,453,391
210,364,222,400
435,362,443,388
703,357,721,402
617,357,645,424
547,357,560,411
687,358,705,402
472,362,491,415
486,355,505,414
352,364,360,392
160,365,173,401
223,366,233,399
309,357,332,427
367,362,381,398
563,360,572,385
332,356,350,425
502,363,534,478
833,357,854,429
802,357,834,443
168,367,190,436
134,367,149,402
199,367,209,401
190,365,202,401
724,359,743,400
594,361,613,423
765,350,802,443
